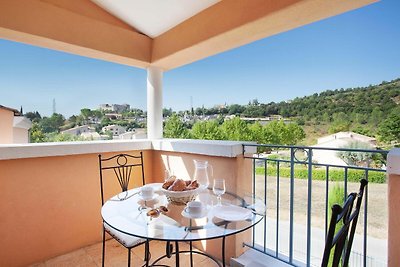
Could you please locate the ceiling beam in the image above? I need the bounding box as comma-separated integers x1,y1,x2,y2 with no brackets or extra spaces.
152,0,378,70
0,0,378,71
0,0,152,68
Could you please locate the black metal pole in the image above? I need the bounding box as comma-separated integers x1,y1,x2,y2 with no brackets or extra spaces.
222,236,226,267
175,241,180,267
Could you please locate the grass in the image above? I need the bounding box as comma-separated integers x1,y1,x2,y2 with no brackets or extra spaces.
255,166,386,183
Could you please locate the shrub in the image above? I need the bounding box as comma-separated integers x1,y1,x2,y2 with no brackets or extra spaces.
255,166,386,183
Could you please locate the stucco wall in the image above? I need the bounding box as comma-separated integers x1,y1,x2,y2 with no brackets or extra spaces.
0,150,154,267
12,127,29,143
387,148,400,267
0,108,14,144
0,142,253,266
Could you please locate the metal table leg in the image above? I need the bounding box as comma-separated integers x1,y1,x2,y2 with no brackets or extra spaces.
190,241,193,267
175,241,180,267
222,236,226,267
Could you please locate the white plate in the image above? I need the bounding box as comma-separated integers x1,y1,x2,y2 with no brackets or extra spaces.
138,193,159,202
212,205,252,221
181,208,208,219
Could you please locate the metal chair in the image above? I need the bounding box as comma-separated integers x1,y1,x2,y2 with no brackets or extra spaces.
321,179,368,267
99,152,149,267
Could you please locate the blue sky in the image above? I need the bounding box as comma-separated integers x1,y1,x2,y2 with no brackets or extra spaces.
1,0,399,117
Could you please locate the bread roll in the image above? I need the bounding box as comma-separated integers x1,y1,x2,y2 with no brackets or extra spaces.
168,179,187,191
162,177,176,189
186,180,199,190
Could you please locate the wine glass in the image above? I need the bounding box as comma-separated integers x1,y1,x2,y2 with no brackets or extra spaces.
213,179,226,206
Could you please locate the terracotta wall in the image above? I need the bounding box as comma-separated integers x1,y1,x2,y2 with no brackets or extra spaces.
0,108,14,144
0,148,253,266
0,150,153,267
388,173,400,267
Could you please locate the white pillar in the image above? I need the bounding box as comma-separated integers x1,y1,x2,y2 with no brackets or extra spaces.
147,66,163,139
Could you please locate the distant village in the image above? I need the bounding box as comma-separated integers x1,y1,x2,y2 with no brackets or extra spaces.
0,103,379,168
59,103,294,141
61,103,148,141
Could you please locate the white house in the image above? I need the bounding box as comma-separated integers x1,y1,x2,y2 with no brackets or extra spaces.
61,125,95,136
118,128,147,140
80,131,101,140
99,103,130,113
313,131,377,166
102,124,126,136
317,131,377,147
0,105,32,144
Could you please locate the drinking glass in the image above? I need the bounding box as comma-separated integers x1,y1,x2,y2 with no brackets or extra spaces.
213,179,226,206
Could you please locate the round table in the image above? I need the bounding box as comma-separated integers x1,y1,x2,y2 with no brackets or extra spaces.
101,183,265,267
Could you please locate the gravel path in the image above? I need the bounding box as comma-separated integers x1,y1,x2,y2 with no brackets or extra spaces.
255,175,387,238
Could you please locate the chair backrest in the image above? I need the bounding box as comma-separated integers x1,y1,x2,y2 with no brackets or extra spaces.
321,179,368,267
98,152,145,205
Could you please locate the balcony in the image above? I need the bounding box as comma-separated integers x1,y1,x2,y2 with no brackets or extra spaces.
0,1,397,266
1,139,399,267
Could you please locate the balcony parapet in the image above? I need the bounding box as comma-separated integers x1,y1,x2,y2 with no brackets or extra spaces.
0,139,152,160
388,148,400,175
152,138,256,158
0,139,256,160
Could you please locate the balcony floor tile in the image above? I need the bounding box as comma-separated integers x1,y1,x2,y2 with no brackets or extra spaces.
30,239,223,266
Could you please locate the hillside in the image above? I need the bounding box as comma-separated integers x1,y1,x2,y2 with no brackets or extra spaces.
199,78,400,146
276,78,400,120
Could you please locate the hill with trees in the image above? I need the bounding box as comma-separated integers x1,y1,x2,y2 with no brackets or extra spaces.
176,78,400,146
24,78,400,147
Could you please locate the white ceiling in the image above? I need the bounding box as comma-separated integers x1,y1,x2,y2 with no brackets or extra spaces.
91,0,220,38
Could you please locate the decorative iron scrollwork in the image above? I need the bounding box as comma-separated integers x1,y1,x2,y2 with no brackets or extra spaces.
293,148,311,163
116,154,128,166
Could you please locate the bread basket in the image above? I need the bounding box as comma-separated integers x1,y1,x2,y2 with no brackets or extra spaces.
161,187,201,205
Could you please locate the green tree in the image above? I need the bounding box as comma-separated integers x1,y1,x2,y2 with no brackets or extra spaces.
30,123,46,143
25,111,41,123
329,112,351,133
243,105,264,117
264,121,286,144
220,117,252,141
163,108,173,118
248,122,264,143
283,123,306,145
191,120,224,140
369,107,383,127
228,104,245,115
164,114,190,138
100,117,112,127
378,108,400,144
80,108,92,122
39,113,65,133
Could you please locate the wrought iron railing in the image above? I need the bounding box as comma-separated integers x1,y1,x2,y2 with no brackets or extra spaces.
242,144,388,267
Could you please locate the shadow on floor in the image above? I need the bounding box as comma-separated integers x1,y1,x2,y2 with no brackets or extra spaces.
30,239,224,267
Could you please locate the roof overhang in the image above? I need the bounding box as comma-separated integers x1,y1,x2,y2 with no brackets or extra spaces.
0,0,378,70
0,105,21,115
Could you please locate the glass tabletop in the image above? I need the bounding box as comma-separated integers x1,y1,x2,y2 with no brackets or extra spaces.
101,183,265,242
